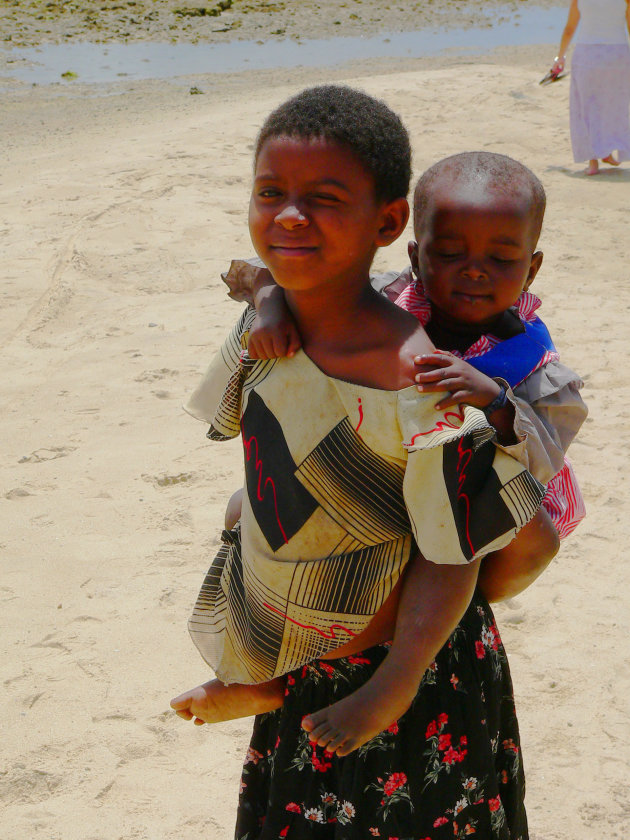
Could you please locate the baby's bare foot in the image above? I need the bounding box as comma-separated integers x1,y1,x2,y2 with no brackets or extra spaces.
302,679,410,756
171,677,285,725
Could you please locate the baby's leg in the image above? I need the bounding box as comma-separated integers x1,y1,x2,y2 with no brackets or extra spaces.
225,487,244,530
477,508,559,602
171,676,285,726
172,489,281,727
302,553,479,757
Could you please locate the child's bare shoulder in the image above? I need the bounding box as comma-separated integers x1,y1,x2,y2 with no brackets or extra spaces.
384,307,434,389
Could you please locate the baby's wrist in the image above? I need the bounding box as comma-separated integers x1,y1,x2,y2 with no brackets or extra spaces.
481,384,508,417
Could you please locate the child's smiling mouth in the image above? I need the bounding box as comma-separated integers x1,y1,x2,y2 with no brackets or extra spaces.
453,291,492,304
270,244,318,257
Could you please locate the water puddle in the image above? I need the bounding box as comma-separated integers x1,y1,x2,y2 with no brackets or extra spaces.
1,6,565,87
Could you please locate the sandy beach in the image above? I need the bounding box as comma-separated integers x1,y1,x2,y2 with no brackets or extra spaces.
2,3,630,838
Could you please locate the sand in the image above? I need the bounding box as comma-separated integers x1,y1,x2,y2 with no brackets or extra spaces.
2,6,630,839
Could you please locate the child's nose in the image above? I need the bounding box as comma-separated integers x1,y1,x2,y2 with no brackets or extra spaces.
461,261,487,281
274,204,308,229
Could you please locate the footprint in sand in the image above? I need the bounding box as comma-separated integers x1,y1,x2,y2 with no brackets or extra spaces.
4,487,33,499
143,472,196,487
18,446,76,463
134,368,179,383
1,767,63,806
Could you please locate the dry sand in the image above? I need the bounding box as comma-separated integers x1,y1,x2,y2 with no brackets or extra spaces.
2,7,630,839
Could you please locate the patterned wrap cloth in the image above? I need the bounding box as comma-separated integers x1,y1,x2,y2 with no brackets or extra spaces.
184,307,545,686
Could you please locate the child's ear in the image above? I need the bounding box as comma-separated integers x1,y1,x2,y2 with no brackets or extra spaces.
524,250,543,290
376,197,409,246
407,240,420,277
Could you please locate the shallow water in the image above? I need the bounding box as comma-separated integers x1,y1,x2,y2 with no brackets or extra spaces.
1,5,565,87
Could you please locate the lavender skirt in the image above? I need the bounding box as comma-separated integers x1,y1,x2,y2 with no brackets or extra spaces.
570,43,630,162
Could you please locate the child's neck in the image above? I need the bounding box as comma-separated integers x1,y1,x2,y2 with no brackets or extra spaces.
427,306,522,354
285,282,381,352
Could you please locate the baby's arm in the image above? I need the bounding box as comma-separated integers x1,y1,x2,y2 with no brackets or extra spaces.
249,281,302,360
303,553,480,756
221,258,301,359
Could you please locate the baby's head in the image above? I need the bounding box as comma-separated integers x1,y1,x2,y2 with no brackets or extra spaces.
410,151,546,329
249,86,411,290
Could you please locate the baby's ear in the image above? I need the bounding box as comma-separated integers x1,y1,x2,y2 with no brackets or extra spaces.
407,240,420,277
524,250,544,290
377,197,409,246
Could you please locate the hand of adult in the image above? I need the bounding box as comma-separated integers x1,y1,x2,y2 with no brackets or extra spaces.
552,55,566,74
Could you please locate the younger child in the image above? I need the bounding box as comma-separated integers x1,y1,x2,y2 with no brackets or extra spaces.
171,85,544,797
399,152,587,593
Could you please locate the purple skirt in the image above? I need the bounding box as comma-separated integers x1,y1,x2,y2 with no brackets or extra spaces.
570,43,630,162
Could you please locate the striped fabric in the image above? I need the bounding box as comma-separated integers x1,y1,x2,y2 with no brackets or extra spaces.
541,457,586,539
184,309,545,684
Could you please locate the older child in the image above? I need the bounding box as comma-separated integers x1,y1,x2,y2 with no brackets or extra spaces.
227,151,586,603
172,86,543,838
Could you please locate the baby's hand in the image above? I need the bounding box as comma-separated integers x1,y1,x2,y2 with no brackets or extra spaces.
414,350,501,411
248,286,302,359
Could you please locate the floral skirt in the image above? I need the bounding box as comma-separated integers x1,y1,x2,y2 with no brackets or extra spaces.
235,591,527,840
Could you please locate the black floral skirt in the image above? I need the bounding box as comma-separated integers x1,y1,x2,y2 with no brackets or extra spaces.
235,591,527,840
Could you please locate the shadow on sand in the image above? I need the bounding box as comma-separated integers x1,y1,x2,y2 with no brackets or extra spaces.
545,163,630,183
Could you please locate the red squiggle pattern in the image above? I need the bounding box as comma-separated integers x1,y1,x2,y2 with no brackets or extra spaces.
407,408,465,445
355,397,364,433
242,433,289,545
263,602,359,640
456,436,475,556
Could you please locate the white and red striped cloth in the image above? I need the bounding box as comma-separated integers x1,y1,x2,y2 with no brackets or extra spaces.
394,281,584,538
394,284,559,369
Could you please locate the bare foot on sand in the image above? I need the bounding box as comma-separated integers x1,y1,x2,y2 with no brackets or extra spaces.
586,159,599,176
301,676,413,756
602,154,620,166
171,677,285,725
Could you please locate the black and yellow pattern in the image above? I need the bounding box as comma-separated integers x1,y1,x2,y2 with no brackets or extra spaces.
184,310,545,685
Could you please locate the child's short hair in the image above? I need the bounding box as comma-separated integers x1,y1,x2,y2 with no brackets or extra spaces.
414,151,546,244
255,85,411,204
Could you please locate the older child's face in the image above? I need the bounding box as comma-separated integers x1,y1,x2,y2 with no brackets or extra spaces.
249,135,405,292
411,178,543,330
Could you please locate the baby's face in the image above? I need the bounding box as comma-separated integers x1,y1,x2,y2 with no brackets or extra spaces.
411,179,542,330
